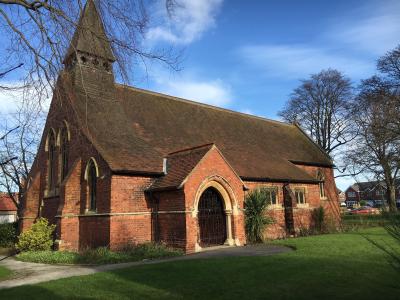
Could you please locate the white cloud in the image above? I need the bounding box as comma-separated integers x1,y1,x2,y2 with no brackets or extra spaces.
0,81,51,115
329,1,400,55
142,66,232,106
154,76,232,107
239,45,373,80
0,85,24,114
334,175,353,191
237,0,399,80
147,0,223,44
239,108,254,115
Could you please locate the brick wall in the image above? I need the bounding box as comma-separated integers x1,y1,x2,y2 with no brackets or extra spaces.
21,79,113,251
183,147,246,252
108,175,154,249
244,164,340,239
79,216,110,249
152,190,187,248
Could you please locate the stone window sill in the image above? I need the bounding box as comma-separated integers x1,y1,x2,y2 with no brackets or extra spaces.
267,204,283,210
44,188,59,199
84,209,97,215
296,203,309,209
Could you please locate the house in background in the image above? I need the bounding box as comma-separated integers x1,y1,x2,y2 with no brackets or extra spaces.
345,180,400,208
337,188,346,207
20,0,340,253
0,192,17,224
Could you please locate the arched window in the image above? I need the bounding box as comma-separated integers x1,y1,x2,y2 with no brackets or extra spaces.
47,130,57,191
317,171,325,198
86,159,98,211
59,124,69,181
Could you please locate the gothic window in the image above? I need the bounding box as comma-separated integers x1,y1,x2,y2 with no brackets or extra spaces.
47,130,57,191
317,171,325,198
60,124,69,181
86,159,98,211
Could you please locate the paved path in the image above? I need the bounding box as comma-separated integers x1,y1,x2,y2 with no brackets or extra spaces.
0,244,290,289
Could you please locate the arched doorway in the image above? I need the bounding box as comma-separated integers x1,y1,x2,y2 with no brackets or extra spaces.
198,187,227,247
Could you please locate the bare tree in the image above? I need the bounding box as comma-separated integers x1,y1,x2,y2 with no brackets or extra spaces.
0,0,180,100
0,0,180,206
0,63,25,93
0,127,18,166
378,45,400,82
279,69,355,157
347,76,400,212
0,94,45,211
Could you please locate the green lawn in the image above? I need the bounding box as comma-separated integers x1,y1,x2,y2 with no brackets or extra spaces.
0,266,12,281
1,227,400,299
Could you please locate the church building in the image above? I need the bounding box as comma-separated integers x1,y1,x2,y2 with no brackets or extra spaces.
20,0,340,253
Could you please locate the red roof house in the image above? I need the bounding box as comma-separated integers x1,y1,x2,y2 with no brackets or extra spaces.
0,193,17,224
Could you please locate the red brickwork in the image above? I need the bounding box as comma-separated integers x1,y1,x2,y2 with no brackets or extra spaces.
182,147,246,252
108,176,154,249
152,190,187,248
244,164,340,239
56,159,81,250
19,172,41,232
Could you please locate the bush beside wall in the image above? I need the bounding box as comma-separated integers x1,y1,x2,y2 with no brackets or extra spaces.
16,218,55,252
0,222,17,248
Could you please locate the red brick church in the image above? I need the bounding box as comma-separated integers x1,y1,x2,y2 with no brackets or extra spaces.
20,0,340,253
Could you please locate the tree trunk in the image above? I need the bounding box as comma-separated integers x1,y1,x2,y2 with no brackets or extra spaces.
387,184,397,212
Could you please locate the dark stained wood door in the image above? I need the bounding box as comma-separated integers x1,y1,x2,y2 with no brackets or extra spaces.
198,188,227,247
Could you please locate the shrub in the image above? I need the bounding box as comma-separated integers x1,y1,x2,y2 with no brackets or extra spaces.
16,218,55,252
360,200,367,207
122,242,183,259
16,242,183,265
0,222,17,248
298,226,313,237
244,188,274,243
311,206,325,233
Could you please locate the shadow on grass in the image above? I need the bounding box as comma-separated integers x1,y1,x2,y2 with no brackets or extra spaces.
1,253,400,300
360,233,400,273
2,229,400,299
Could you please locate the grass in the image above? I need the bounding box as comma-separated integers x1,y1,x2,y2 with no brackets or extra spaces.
342,214,390,229
1,227,400,299
16,243,183,265
0,266,12,281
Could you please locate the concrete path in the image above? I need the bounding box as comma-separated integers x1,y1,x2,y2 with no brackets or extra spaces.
0,244,290,289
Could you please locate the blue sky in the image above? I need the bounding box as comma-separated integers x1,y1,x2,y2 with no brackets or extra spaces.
137,0,399,121
1,0,399,190
135,0,400,190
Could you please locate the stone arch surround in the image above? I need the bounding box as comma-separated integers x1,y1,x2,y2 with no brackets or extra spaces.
192,175,240,251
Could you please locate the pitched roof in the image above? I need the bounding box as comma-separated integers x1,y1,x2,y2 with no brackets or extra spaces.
59,72,331,182
349,179,400,192
0,193,17,211
149,144,214,191
64,0,115,63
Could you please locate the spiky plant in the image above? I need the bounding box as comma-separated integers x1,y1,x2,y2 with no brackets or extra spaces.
244,188,274,243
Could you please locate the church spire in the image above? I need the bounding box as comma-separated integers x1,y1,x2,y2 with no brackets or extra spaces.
64,0,115,75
